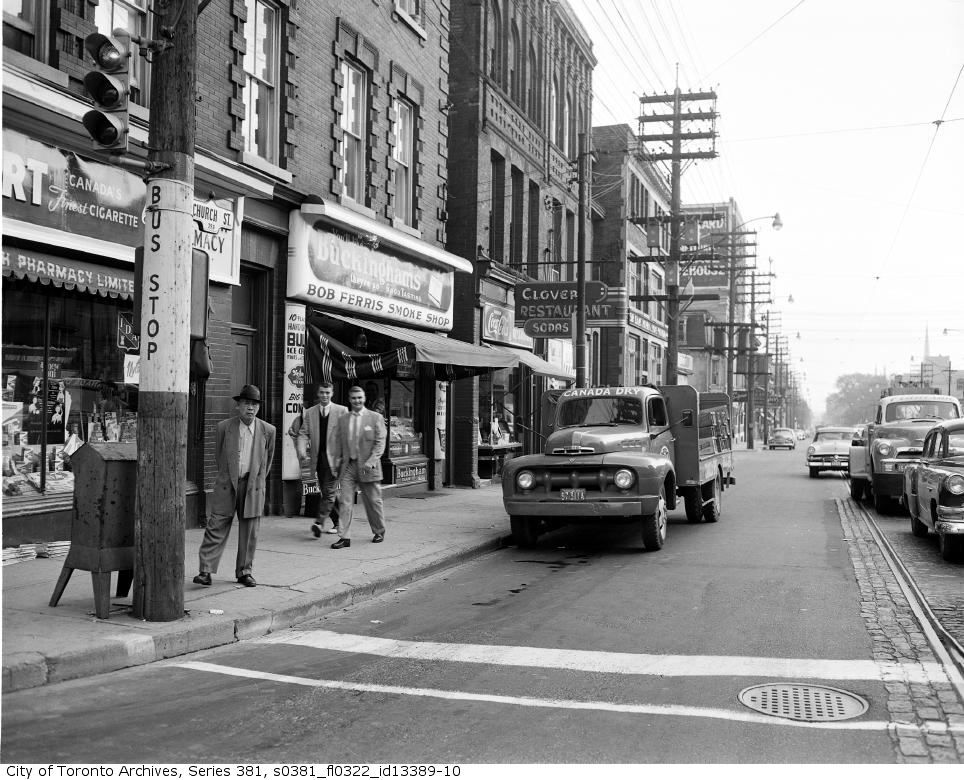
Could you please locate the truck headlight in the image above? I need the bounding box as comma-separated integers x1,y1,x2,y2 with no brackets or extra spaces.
875,442,893,457
516,470,536,490
946,475,964,495
613,469,635,489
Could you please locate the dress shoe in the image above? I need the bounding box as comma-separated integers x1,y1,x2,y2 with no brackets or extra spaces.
193,572,212,586
324,523,339,534
237,574,257,587
331,538,351,549
372,533,384,543
311,522,322,538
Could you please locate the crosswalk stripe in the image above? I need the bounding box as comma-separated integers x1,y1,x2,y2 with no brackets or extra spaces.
253,628,947,684
174,660,959,734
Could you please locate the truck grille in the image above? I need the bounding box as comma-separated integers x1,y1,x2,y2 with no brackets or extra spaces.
551,446,596,455
521,467,629,496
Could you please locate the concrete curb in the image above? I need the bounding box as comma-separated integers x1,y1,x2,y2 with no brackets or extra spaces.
3,534,511,693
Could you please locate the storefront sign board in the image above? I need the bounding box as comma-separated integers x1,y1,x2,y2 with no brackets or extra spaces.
282,302,308,481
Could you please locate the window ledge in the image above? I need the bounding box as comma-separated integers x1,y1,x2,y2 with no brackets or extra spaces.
336,197,378,222
391,218,421,238
241,151,293,184
394,5,428,40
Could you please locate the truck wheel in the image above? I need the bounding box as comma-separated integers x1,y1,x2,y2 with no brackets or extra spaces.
849,479,864,501
809,467,819,479
510,516,540,549
702,474,722,523
641,486,668,551
683,487,703,524
939,532,964,562
862,482,873,502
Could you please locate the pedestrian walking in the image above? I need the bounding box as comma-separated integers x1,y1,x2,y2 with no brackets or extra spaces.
330,385,386,549
296,382,348,537
193,384,276,587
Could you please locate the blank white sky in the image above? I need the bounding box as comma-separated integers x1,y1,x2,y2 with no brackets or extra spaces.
568,0,964,417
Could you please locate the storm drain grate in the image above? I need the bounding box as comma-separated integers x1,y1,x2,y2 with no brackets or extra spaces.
738,683,869,722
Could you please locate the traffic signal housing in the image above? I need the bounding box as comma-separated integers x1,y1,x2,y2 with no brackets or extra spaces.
82,29,133,151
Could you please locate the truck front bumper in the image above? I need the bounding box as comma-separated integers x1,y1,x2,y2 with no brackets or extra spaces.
504,494,662,519
873,471,909,498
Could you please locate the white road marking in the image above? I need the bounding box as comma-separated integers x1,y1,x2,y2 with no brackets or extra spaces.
174,660,962,734
253,628,948,684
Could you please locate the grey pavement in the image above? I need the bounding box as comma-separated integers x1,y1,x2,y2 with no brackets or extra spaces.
2,485,510,694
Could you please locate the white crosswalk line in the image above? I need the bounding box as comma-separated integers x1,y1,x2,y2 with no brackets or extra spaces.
174,660,962,734
253,628,948,684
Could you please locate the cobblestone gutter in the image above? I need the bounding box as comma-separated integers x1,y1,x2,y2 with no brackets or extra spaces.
838,498,964,763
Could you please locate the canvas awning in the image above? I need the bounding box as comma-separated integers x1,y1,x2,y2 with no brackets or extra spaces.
3,245,134,300
497,345,575,381
306,310,519,379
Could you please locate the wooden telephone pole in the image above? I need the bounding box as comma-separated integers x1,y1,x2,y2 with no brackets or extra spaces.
132,0,198,621
638,86,717,384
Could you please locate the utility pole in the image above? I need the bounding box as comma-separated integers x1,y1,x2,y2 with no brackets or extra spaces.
575,132,588,387
639,86,717,384
132,0,197,621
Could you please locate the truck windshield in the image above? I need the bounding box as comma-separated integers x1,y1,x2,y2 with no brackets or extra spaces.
557,397,643,428
885,401,960,422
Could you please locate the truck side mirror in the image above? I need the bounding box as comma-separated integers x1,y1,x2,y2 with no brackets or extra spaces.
680,410,694,427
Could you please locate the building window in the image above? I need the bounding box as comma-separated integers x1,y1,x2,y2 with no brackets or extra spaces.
392,96,416,225
527,42,538,120
650,342,663,383
396,0,419,18
488,0,502,83
628,335,641,385
509,166,524,267
562,92,571,154
489,151,505,259
243,0,281,164
509,22,522,104
94,0,149,106
3,0,47,61
340,59,369,203
548,76,557,143
651,269,664,322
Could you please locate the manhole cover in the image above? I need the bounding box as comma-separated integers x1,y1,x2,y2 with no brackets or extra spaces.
738,683,869,722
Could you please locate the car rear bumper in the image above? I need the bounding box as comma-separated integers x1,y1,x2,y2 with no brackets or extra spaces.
873,473,905,498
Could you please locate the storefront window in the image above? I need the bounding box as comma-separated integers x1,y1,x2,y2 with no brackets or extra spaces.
386,379,422,458
479,368,517,445
2,282,138,501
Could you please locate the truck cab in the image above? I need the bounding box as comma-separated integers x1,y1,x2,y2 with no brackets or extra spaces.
502,385,733,550
849,387,962,513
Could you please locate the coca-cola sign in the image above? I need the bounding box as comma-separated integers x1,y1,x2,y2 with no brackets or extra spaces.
481,304,532,347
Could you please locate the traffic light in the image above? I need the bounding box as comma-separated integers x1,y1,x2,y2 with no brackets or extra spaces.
81,28,133,151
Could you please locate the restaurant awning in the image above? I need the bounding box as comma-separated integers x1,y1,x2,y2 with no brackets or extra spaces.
497,345,575,381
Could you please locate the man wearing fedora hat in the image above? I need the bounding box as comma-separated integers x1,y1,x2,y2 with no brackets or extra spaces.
193,384,276,588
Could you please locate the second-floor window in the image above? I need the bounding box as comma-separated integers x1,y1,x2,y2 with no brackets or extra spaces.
94,0,149,106
243,0,281,165
340,59,369,203
392,97,415,225
4,0,47,61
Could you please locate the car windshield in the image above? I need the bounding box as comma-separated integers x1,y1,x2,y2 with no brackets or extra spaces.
885,401,960,422
814,431,852,441
557,397,643,428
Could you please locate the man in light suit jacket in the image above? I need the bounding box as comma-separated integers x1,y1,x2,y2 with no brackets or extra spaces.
295,381,348,537
193,384,276,588
329,385,386,548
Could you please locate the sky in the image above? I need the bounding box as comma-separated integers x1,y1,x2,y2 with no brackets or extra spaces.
567,0,964,419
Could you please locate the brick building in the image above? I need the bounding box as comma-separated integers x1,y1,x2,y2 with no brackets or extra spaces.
446,0,591,485
2,0,516,544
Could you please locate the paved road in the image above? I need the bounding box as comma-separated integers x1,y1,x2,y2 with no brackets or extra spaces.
3,449,962,763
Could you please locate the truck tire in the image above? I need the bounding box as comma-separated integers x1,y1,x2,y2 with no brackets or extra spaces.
849,479,865,501
641,486,668,551
683,487,703,523
702,474,722,523
510,515,540,548
809,467,819,479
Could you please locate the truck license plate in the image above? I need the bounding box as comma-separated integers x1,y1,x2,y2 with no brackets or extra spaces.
560,488,585,501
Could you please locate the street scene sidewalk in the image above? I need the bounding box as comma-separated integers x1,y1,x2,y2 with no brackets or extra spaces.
2,485,510,694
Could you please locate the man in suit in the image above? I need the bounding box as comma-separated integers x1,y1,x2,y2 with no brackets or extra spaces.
330,384,386,549
295,382,348,537
193,384,276,587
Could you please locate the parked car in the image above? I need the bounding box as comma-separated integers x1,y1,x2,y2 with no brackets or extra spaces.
796,429,809,440
806,427,854,478
768,428,796,450
901,419,964,561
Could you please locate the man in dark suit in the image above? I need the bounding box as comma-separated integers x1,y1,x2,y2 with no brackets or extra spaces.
193,384,276,587
329,384,386,549
295,382,348,537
